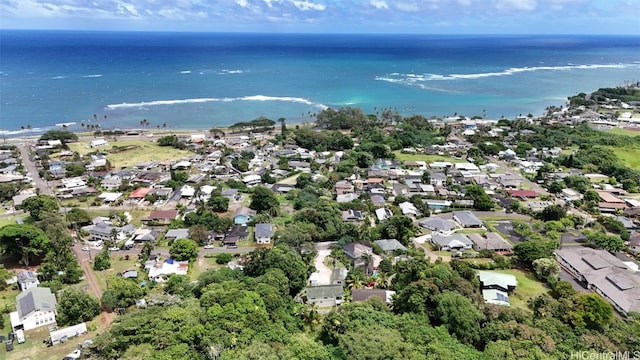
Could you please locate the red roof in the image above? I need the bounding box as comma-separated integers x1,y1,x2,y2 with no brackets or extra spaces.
506,189,537,198
129,187,151,198
147,210,178,220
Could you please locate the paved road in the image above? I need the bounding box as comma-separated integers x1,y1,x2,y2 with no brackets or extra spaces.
16,142,53,195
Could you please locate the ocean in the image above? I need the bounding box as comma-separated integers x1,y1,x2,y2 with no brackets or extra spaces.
1,31,639,136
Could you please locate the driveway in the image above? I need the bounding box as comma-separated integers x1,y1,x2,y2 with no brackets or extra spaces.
312,242,335,285
413,235,451,263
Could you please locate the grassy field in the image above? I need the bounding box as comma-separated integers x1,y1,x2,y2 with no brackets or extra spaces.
605,127,640,137
0,217,19,228
1,323,99,360
497,269,548,310
67,139,192,168
393,151,465,163
606,145,640,170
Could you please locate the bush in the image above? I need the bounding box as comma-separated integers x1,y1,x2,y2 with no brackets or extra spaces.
215,253,234,264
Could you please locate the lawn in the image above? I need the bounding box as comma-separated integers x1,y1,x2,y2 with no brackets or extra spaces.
0,217,19,228
191,256,224,280
605,127,640,137
392,151,465,163
67,139,192,169
498,269,548,310
606,145,640,170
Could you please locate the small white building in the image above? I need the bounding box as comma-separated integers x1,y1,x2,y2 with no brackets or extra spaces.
16,271,40,291
89,139,108,148
147,259,189,283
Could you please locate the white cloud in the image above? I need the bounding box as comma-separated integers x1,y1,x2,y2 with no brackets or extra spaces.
370,0,389,9
395,2,419,12
289,0,326,11
236,0,249,7
495,0,538,11
115,0,140,17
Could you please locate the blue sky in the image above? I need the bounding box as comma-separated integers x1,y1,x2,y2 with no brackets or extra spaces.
1,0,639,34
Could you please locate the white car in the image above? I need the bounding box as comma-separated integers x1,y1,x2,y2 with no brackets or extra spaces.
203,244,215,249
108,247,120,251
81,246,90,251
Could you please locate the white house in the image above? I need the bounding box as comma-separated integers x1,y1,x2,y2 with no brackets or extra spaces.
89,139,108,148
16,271,39,291
10,287,57,331
146,259,189,283
255,223,275,244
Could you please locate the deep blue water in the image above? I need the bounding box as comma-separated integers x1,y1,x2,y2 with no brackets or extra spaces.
1,31,639,135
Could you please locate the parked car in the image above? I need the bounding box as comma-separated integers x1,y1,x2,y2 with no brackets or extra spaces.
15,329,24,344
63,349,82,360
203,244,215,249
81,246,90,251
108,247,120,251
6,340,13,352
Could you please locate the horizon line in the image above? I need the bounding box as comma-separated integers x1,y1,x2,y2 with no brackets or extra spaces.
1,28,639,37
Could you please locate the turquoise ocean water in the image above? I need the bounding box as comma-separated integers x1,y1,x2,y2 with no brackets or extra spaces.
0,31,639,136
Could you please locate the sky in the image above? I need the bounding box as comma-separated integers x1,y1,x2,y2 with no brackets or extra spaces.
0,0,639,34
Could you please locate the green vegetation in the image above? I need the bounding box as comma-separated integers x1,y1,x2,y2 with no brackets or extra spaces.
606,145,640,170
67,139,192,168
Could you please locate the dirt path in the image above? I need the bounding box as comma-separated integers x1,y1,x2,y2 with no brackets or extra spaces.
75,247,116,327
413,237,452,263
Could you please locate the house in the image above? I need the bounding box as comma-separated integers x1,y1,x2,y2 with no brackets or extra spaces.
555,247,640,317
98,192,122,203
233,206,256,225
343,241,373,260
305,285,344,308
100,177,122,191
255,223,275,244
224,226,248,247
144,210,179,223
467,232,513,252
146,258,189,283
453,211,483,228
478,271,517,307
351,289,396,304
419,217,457,233
398,202,420,217
164,228,190,242
221,188,238,199
89,138,108,148
335,181,355,195
374,239,407,253
336,193,359,203
16,271,39,291
370,194,386,207
431,233,473,251
430,172,447,187
629,233,640,254
375,207,392,222
242,174,262,186
9,287,57,331
341,209,364,222
561,188,583,201
506,189,537,198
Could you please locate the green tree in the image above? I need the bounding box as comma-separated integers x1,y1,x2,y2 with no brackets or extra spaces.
169,238,199,262
566,293,613,331
539,204,566,221
165,274,193,298
434,291,483,345
207,195,230,212
93,249,111,271
513,240,556,266
22,195,59,221
188,224,209,244
215,253,234,264
533,257,560,280
66,207,92,226
56,287,101,326
0,224,50,266
250,186,280,215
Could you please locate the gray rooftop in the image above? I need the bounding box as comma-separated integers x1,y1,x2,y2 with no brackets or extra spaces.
556,247,640,316
431,233,472,248
453,211,483,227
305,285,344,300
419,217,456,232
16,287,57,319
165,228,190,240
374,239,407,252
467,232,513,251
255,223,274,239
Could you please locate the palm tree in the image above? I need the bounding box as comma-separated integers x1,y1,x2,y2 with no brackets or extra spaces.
277,117,286,139
347,275,365,290
360,252,373,276
103,114,108,121
140,118,149,130
93,114,98,121
109,228,119,248
162,123,167,133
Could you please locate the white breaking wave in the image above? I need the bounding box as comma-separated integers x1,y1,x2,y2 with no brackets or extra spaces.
180,70,191,74
105,95,328,111
82,74,103,78
219,69,244,74
51,76,66,79
376,63,636,84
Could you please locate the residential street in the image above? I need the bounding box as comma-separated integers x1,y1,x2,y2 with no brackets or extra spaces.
16,142,53,195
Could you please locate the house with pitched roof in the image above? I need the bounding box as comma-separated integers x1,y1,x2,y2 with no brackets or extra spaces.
255,223,275,244
556,247,640,316
10,287,57,331
478,271,517,307
453,210,483,228
16,271,39,291
431,233,473,251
